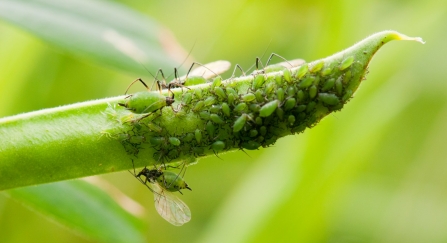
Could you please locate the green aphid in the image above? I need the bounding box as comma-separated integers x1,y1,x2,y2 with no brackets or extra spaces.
288,115,296,125
309,85,317,99
313,76,321,86
227,93,235,105
299,76,315,89
195,129,202,144
221,103,230,117
287,86,296,97
252,74,266,90
306,101,316,112
321,67,332,77
206,121,215,138
343,70,352,85
276,88,285,102
233,114,248,132
259,126,267,136
242,93,256,102
310,61,324,73
318,93,340,106
259,100,279,117
226,87,237,97
147,122,163,133
209,105,221,114
276,107,284,120
150,137,166,146
169,137,181,146
192,147,205,156
264,82,275,96
296,105,306,112
342,89,353,102
296,90,305,103
255,116,263,125
183,133,194,142
192,100,205,112
182,93,193,105
249,129,258,137
255,89,264,102
183,76,207,86
295,63,308,79
339,56,354,71
241,141,261,150
283,69,292,83
249,104,261,113
211,140,225,152
199,111,210,120
194,88,203,99
335,77,343,95
284,98,296,111
322,78,335,91
210,114,225,124
120,91,174,115
233,103,248,113
214,87,226,99
204,96,217,106
275,75,284,86
211,76,222,89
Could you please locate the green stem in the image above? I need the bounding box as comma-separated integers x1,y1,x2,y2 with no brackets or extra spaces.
0,30,423,191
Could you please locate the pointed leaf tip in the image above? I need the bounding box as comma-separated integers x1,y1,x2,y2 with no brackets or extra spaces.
391,31,425,44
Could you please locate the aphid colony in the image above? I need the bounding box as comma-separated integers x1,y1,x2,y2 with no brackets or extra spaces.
112,54,357,226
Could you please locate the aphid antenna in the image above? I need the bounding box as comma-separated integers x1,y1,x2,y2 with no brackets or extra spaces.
124,78,149,95
229,64,247,80
245,38,273,73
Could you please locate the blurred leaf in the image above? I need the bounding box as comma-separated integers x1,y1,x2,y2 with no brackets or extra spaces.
6,180,146,243
0,0,186,76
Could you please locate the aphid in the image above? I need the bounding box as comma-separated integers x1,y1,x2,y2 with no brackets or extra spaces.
319,93,340,106
210,114,225,124
284,98,296,111
119,79,175,118
251,74,266,90
259,100,279,117
339,56,354,71
241,141,261,150
214,87,226,99
276,88,285,102
233,114,248,132
309,85,317,99
221,103,230,117
204,96,217,106
169,137,181,146
233,103,248,113
295,63,308,79
131,167,191,226
192,100,205,112
322,78,335,91
299,76,315,89
211,140,225,152
242,93,256,102
309,61,324,73
195,129,202,144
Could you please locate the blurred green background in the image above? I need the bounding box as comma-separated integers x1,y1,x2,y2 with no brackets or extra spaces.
0,0,446,242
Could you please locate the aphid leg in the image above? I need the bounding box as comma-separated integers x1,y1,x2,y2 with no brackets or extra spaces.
265,53,292,67
152,69,169,91
229,64,247,83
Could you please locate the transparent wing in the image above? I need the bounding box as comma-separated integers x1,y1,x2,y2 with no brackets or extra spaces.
149,182,191,226
175,60,231,82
